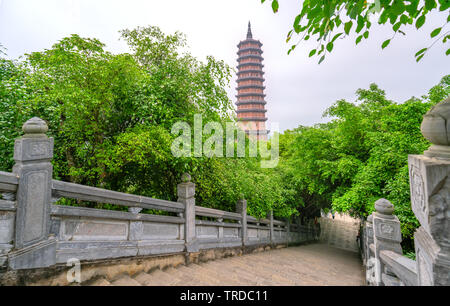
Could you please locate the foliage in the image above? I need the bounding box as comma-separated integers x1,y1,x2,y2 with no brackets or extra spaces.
262,0,450,63
278,77,449,250
0,28,290,220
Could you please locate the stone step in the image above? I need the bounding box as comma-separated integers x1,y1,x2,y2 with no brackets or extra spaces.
111,274,142,286
172,265,218,286
88,277,112,286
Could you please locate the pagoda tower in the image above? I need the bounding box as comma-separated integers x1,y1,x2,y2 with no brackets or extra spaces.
235,22,268,141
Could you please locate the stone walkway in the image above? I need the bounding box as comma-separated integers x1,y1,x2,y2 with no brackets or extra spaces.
88,243,365,286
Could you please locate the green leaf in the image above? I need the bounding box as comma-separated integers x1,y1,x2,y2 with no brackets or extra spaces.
331,33,343,43
363,31,369,39
416,54,425,62
415,48,427,57
344,21,353,35
356,16,365,33
271,0,279,13
430,27,442,38
425,0,437,10
318,55,325,64
446,48,450,56
309,49,316,57
356,35,363,45
287,44,296,55
415,15,426,29
382,39,391,49
326,42,334,52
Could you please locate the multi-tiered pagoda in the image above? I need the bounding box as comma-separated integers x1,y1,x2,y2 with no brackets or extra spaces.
235,22,268,141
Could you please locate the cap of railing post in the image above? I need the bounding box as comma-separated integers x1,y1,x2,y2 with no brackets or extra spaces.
9,117,56,269
372,198,402,286
177,173,198,255
409,96,450,285
236,194,247,247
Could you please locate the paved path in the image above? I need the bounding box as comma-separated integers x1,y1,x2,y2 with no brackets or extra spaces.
89,243,365,286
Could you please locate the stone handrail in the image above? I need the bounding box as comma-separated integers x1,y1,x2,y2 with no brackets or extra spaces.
360,199,419,286
379,250,417,286
360,96,450,286
52,179,185,212
0,117,318,271
0,171,18,193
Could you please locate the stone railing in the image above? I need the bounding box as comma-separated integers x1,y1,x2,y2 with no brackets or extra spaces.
360,96,450,286
0,117,317,273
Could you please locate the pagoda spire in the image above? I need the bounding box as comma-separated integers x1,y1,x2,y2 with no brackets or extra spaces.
247,21,252,39
236,22,268,141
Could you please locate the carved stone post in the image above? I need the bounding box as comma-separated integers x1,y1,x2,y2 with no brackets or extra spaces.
268,210,274,244
236,195,247,246
177,173,198,254
372,199,402,286
364,214,374,266
286,217,290,245
8,117,56,269
408,96,450,285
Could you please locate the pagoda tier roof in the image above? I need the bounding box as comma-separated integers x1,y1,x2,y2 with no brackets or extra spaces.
236,76,265,82
236,69,265,75
237,39,263,48
237,63,264,69
237,117,268,122
237,47,263,55
236,93,266,98
237,54,264,62
236,108,267,114
235,100,266,106
236,84,265,90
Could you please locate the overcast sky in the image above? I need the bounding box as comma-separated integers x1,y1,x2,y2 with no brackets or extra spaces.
0,0,448,132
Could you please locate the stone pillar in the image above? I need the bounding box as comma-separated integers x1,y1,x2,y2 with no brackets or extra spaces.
177,173,198,253
269,210,274,244
372,199,402,286
408,96,450,285
9,117,56,269
236,195,247,246
364,214,374,266
286,217,290,245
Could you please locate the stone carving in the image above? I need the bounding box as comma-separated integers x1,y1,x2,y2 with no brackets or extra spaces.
410,164,426,216
417,249,433,286
380,224,394,235
30,143,48,156
128,207,142,214
428,176,450,245
1,192,16,201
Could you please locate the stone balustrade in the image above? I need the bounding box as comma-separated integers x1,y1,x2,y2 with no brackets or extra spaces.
0,117,317,274
360,96,450,286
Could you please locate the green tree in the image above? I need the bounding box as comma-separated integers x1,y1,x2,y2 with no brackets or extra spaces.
263,0,450,63
0,27,289,219
277,78,448,251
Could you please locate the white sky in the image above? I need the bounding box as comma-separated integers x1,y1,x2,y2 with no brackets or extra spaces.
0,0,448,132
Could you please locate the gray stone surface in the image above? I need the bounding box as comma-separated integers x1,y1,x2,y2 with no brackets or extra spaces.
8,237,56,269
177,173,198,253
409,154,450,285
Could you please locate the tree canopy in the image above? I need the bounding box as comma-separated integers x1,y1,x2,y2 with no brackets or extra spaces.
0,27,294,219
277,75,449,250
263,0,450,63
